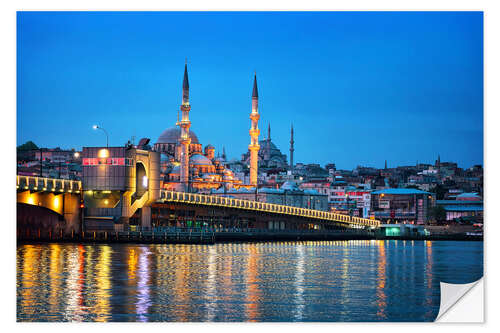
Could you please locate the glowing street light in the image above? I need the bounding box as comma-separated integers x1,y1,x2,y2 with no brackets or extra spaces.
92,124,109,147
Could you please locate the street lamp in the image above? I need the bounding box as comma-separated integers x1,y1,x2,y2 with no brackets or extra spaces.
92,125,109,147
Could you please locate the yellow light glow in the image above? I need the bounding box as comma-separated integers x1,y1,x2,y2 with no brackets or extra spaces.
27,196,34,205
104,199,109,205
98,149,109,158
54,197,60,208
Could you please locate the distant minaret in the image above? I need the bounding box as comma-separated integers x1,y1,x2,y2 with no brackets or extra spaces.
222,146,227,161
179,61,192,191
384,160,387,169
248,73,260,186
266,122,271,160
289,124,294,172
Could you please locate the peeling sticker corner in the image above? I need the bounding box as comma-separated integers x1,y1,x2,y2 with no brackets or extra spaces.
435,278,484,322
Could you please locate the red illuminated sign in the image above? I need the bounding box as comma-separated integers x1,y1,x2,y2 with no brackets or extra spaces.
83,157,132,166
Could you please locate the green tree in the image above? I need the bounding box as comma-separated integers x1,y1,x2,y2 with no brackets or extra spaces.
17,141,38,151
430,184,447,200
430,205,447,223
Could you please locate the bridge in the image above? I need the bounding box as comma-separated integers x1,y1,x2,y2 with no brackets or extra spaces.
159,190,379,229
17,174,380,240
17,175,83,237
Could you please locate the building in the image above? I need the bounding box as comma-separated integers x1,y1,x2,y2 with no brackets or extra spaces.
82,145,160,230
212,180,328,211
328,186,372,218
378,224,427,237
436,193,483,223
371,188,434,224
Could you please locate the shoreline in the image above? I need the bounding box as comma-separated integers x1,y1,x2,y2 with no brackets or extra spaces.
17,231,483,245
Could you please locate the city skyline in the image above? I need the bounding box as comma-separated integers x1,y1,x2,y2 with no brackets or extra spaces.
17,11,483,169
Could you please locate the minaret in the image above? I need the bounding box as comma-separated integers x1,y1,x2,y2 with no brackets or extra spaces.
248,73,260,186
179,61,192,191
289,124,294,172
222,146,227,161
384,160,387,169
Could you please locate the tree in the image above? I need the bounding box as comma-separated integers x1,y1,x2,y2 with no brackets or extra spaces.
430,205,447,223
17,141,38,151
430,184,447,200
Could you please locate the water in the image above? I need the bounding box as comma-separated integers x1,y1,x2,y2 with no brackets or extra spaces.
16,240,483,322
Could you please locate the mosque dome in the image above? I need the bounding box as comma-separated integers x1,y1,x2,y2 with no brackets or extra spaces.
156,126,199,144
190,153,213,166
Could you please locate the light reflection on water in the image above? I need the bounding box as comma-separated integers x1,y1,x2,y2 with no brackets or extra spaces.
16,240,483,322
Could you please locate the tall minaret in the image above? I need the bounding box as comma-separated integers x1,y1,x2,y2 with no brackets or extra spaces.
248,73,260,186
289,124,294,172
179,61,192,191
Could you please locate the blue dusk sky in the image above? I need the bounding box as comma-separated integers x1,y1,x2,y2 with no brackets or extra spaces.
17,11,483,170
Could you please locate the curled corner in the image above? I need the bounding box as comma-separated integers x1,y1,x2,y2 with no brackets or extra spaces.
435,278,483,322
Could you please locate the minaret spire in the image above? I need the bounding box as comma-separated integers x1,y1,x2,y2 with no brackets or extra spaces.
252,71,258,98
248,72,260,186
290,123,294,172
179,61,192,191
268,123,271,141
182,60,189,105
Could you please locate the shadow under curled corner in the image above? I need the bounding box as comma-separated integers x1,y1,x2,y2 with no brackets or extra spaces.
435,278,484,322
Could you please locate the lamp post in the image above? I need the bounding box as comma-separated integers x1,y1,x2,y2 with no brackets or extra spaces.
92,125,109,147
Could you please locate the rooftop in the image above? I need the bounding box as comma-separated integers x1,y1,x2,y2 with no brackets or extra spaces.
372,188,431,195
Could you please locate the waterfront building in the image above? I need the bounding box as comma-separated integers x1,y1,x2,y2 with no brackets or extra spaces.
328,186,372,218
378,223,427,237
371,188,434,224
436,193,483,223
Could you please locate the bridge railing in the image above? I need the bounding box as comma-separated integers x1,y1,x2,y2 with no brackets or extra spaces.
17,175,82,193
160,190,380,228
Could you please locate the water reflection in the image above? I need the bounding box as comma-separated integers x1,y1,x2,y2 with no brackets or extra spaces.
136,246,151,321
244,244,261,322
94,245,111,321
17,241,483,322
376,241,387,319
293,244,305,321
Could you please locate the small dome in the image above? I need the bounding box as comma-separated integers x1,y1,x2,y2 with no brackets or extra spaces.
156,126,199,144
169,165,180,175
190,153,213,166
281,180,300,191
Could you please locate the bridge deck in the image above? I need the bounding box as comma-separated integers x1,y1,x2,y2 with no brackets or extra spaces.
159,190,380,228
17,175,81,193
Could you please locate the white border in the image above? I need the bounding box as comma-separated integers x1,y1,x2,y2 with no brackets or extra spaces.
2,0,498,331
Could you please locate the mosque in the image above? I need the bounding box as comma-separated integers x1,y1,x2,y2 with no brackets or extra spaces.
241,123,290,171
153,63,293,193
